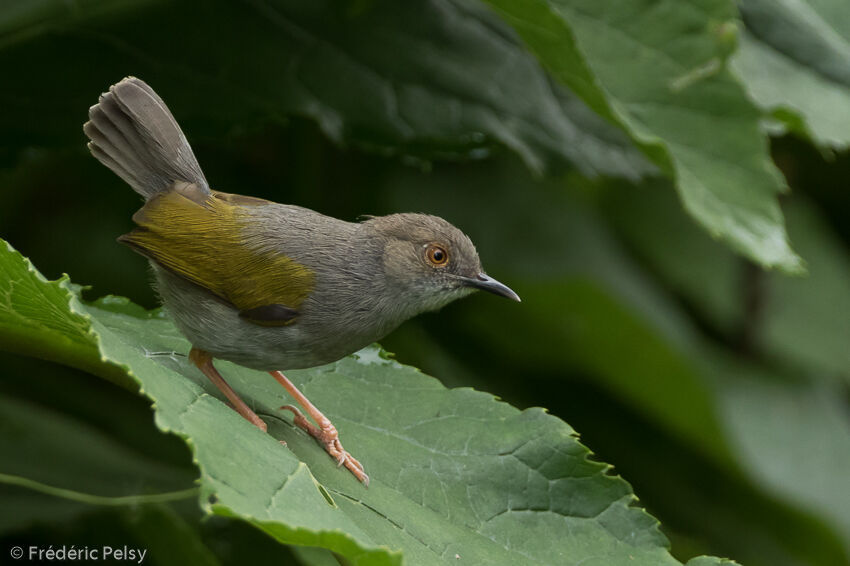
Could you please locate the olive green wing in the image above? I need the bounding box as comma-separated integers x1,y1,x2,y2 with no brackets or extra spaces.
119,182,315,326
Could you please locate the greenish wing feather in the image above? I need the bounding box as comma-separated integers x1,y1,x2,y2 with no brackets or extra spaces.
119,183,316,322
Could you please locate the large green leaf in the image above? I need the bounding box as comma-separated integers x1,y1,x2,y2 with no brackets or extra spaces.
0,239,735,565
734,0,850,150
483,0,802,272
0,0,649,180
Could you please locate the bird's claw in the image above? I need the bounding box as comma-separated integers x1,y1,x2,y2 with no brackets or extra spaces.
280,405,369,486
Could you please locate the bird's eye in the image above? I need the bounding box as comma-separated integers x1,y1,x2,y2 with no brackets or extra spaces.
425,244,449,267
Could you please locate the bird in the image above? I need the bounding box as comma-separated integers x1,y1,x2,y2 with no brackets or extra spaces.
83,77,520,485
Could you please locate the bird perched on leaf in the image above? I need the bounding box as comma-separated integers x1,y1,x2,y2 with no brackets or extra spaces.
84,77,520,485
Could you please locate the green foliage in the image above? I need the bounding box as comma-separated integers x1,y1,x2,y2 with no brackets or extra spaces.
734,0,850,151
386,159,850,566
485,0,802,272
0,240,726,565
2,0,850,565
0,0,648,179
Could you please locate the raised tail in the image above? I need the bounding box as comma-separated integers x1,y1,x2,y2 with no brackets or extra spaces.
84,77,210,200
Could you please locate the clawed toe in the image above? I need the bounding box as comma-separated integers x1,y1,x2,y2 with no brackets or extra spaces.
279,404,369,485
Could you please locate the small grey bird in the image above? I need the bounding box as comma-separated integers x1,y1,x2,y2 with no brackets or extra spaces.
84,77,520,485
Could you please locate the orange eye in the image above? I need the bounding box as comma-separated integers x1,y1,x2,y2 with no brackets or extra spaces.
426,244,449,267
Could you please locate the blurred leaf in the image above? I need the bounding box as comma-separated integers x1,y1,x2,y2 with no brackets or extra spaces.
600,178,744,335
714,362,850,557
483,0,802,272
554,376,847,566
122,505,221,566
601,183,850,384
0,0,149,46
0,238,736,565
0,485,90,536
0,500,228,566
759,200,850,380
599,183,850,554
0,371,217,565
291,545,345,566
0,348,198,536
0,495,315,566
0,0,650,180
0,384,197,537
199,514,322,566
0,396,196,499
734,0,850,150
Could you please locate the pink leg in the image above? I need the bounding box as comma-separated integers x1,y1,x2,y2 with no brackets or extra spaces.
270,370,369,486
189,348,267,432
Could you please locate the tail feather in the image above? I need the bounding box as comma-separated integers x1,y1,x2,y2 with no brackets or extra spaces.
84,77,210,200
85,105,151,188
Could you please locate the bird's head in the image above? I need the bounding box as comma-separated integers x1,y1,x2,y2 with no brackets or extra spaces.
366,213,519,315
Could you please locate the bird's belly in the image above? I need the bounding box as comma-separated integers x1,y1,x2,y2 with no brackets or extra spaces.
154,267,381,370
195,324,369,371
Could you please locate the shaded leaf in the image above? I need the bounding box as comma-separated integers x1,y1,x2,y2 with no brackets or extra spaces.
758,200,850,381
0,350,198,535
601,183,850,384
734,0,850,150
291,546,343,566
483,0,802,271
0,0,649,180
122,505,221,566
0,395,196,499
715,364,850,554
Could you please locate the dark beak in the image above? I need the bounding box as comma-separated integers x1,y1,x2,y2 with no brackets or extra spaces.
462,273,521,302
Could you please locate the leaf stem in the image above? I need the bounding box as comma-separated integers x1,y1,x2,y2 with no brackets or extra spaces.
0,472,198,506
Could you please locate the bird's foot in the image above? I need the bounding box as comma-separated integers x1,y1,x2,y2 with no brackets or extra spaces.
280,404,369,486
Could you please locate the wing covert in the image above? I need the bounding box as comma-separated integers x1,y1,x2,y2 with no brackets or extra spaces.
119,182,315,321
